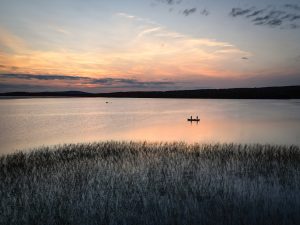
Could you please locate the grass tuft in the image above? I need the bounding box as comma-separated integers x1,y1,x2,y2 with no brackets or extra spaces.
0,142,299,225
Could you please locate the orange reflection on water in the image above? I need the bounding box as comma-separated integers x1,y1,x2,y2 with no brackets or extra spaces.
113,117,300,145
114,118,240,143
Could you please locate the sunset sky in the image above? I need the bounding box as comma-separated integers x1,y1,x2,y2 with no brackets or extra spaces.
1,0,300,92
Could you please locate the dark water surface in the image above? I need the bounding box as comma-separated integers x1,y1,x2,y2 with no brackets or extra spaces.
1,98,300,154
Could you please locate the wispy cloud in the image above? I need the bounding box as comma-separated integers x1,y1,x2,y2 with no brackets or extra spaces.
0,74,85,81
116,12,160,26
50,26,70,35
0,83,56,92
156,0,182,5
0,26,27,53
0,12,251,80
284,4,300,11
0,73,174,89
200,9,210,16
137,27,162,39
183,8,197,16
229,5,300,29
116,12,137,19
230,8,255,17
154,0,208,17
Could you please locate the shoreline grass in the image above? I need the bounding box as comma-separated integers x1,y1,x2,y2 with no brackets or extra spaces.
1,142,300,225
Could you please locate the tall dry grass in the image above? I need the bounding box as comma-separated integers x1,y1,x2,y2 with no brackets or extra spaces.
0,142,299,225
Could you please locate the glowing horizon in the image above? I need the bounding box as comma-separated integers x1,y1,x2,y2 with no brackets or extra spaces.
1,0,300,92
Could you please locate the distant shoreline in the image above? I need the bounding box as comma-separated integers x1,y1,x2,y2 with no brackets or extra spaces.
1,85,300,99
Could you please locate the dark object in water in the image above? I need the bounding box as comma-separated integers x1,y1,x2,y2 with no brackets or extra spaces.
187,116,200,122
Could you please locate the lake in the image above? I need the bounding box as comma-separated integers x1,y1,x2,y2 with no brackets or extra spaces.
0,98,300,154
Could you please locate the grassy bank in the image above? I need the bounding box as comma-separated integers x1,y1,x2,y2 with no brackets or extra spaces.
1,142,300,225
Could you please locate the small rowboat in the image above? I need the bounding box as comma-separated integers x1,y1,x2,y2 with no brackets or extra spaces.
187,116,200,122
187,118,200,122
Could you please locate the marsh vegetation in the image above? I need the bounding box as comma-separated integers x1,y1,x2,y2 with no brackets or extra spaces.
1,142,299,225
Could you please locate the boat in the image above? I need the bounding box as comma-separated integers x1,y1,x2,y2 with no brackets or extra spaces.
187,116,200,122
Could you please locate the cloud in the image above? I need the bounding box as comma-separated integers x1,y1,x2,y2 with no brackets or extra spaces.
0,74,174,90
284,4,300,11
230,8,254,17
288,24,300,29
137,27,162,39
156,0,182,5
229,5,300,29
0,27,27,53
200,9,210,16
154,0,208,17
2,73,300,93
246,9,265,18
0,83,55,92
116,12,160,26
89,78,174,88
183,8,197,16
0,64,21,72
116,12,137,19
0,74,86,81
0,12,250,84
51,26,70,35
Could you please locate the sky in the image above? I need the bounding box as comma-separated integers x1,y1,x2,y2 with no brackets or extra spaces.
0,0,300,92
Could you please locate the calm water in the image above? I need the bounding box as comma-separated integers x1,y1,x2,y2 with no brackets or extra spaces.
0,98,300,154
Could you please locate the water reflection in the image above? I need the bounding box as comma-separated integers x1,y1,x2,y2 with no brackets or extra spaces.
0,98,300,154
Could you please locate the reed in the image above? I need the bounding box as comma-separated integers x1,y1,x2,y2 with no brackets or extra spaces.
0,142,299,225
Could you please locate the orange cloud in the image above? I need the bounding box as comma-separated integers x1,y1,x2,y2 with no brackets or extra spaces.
0,27,27,53
0,17,252,81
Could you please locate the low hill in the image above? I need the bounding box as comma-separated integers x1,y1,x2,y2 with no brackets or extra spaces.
1,86,300,99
